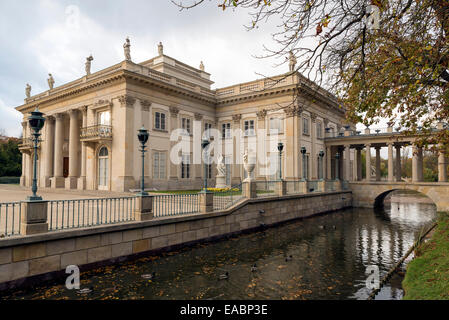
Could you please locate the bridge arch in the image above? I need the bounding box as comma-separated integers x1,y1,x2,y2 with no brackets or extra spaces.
349,182,449,212
373,189,436,209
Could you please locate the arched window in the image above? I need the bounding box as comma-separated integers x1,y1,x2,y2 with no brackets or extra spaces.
98,147,109,190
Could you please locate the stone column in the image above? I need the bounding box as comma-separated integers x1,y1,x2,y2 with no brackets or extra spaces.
344,144,351,181
20,121,28,186
395,145,402,182
256,110,267,180
232,114,242,184
310,113,317,179
417,147,424,182
51,113,65,188
326,146,332,180
412,145,419,182
169,107,179,186
375,146,381,181
387,143,394,182
66,109,80,189
438,149,447,182
356,147,362,181
43,116,55,187
285,108,296,179
365,144,371,181
78,107,88,190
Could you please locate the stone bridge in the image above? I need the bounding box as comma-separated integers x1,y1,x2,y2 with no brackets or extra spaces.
348,181,449,212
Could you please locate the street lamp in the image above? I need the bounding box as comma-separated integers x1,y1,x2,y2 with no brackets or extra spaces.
277,142,284,180
201,139,210,192
319,150,325,180
301,147,307,180
27,107,45,201
335,152,340,181
137,126,149,196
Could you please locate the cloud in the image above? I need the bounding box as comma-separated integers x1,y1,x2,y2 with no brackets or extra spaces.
0,98,23,137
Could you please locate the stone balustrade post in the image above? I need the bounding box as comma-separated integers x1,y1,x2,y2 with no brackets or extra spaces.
243,181,257,199
134,195,153,221
20,201,49,235
200,191,213,213
275,180,287,196
334,180,342,191
317,180,325,192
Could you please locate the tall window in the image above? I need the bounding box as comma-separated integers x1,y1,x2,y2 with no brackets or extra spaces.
269,117,283,134
181,117,191,135
181,154,191,179
154,112,166,131
316,121,323,138
222,123,231,139
98,111,111,125
204,123,212,139
303,117,310,135
98,147,109,190
153,151,166,179
244,120,255,136
207,164,212,179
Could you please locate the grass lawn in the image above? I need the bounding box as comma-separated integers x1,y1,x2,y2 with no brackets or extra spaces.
402,212,449,300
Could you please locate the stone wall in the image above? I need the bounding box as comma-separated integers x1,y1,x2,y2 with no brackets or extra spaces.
0,191,352,290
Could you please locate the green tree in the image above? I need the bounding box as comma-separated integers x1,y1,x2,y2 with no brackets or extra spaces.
175,0,449,151
0,138,22,177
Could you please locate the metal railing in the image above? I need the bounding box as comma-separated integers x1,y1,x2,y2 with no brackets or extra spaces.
213,184,244,211
48,196,136,231
255,180,277,198
152,193,200,218
0,202,22,237
80,125,112,140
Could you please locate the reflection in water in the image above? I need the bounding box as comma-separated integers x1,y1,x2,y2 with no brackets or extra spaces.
1,192,436,300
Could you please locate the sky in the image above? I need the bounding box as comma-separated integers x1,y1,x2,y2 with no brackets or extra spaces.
0,0,385,139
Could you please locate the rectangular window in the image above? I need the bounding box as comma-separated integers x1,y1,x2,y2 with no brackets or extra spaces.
182,118,191,135
152,151,166,179
269,117,283,134
244,120,255,136
316,121,322,138
98,111,111,125
303,117,309,135
207,164,212,179
181,154,191,179
222,123,231,139
155,112,166,131
204,123,212,139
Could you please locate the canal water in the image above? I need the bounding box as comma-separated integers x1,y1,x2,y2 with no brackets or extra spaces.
1,191,436,300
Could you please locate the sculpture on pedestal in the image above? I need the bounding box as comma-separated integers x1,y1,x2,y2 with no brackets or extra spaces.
47,74,55,90
124,37,131,61
158,42,164,56
215,154,227,188
243,150,256,181
85,55,94,75
288,51,297,72
25,83,31,99
199,61,205,71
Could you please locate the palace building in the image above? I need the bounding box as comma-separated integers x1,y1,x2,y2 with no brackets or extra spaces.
16,41,352,192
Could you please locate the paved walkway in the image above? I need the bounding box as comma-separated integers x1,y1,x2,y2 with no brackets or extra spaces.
0,184,134,202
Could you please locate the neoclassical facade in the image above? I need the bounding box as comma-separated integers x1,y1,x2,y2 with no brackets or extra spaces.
17,44,351,192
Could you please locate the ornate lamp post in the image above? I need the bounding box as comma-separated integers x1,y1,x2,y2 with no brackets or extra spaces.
201,139,210,192
319,150,325,180
27,107,46,201
301,147,307,180
277,142,284,180
137,126,149,196
335,152,340,181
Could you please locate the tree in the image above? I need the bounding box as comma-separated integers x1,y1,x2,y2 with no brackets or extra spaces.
173,0,449,150
0,138,22,177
